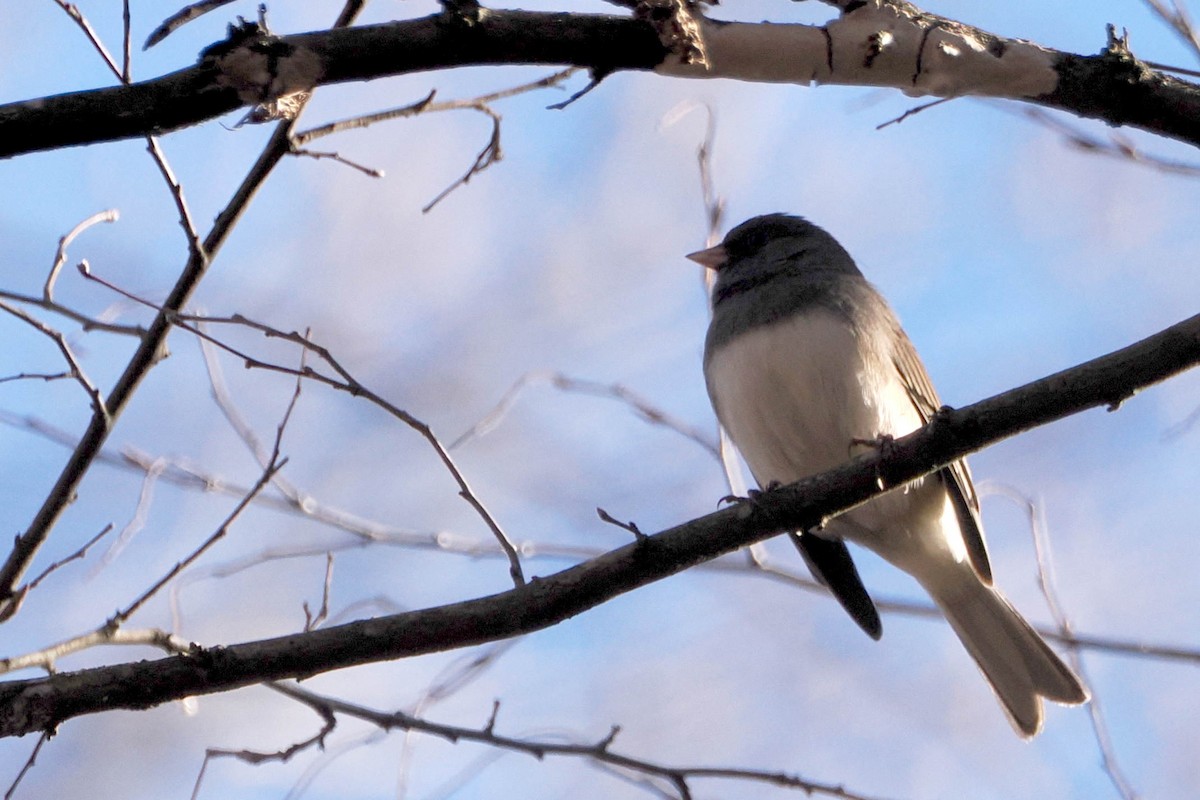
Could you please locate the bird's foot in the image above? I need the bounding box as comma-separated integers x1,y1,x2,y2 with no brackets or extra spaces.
850,433,896,455
719,480,783,508
850,435,896,490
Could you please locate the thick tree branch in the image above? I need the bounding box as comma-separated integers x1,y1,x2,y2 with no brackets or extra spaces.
1,312,1197,739
0,12,664,158
2,6,1200,159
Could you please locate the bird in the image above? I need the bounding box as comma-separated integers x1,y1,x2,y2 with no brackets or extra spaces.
689,213,1087,737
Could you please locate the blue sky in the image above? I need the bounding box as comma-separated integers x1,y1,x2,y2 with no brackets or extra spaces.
1,1,1198,798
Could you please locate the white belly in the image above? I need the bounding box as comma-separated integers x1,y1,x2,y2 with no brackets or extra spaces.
705,311,966,571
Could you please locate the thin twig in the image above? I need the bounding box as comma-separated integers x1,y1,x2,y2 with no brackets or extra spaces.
291,69,579,210
291,90,439,144
303,554,334,632
1142,57,1200,77
121,0,132,82
293,69,578,146
0,0,368,621
189,689,337,800
25,524,114,592
0,626,191,676
145,0,239,50
397,641,519,796
44,209,119,302
0,371,72,384
1017,105,1200,176
111,384,296,626
92,457,165,574
280,729,388,800
664,101,754,523
875,97,953,130
272,683,895,800
450,369,718,457
546,71,605,110
164,311,526,587
0,288,144,335
3,731,49,800
290,147,385,177
145,136,205,259
1161,403,1200,440
993,485,1142,800
422,106,502,212
1141,0,1200,60
49,1,121,78
0,301,107,419
197,328,305,502
692,104,725,242
596,508,645,539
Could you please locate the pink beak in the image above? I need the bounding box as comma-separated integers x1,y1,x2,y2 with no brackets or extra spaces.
685,243,728,270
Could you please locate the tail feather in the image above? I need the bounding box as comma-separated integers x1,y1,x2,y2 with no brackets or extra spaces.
933,578,1088,738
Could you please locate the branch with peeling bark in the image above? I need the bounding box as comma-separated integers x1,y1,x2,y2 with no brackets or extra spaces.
1,311,1197,738
2,3,1200,159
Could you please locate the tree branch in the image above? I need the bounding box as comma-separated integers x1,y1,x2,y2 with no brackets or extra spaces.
3,6,1200,159
1,311,1197,738
0,0,368,623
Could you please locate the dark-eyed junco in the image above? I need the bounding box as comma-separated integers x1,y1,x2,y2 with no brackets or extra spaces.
689,214,1087,737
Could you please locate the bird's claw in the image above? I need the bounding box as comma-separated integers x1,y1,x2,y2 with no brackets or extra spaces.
850,433,896,454
719,481,782,508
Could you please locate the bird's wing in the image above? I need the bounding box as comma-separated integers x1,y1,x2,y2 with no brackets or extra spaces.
789,532,882,639
890,325,993,584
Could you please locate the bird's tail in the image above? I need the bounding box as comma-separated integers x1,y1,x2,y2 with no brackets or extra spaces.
928,575,1089,737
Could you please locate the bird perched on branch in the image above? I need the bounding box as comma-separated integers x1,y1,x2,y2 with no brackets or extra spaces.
691,214,1087,736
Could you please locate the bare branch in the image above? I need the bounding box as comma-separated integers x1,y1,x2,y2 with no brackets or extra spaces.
293,69,576,147
0,0,370,623
197,329,307,504
302,554,334,632
597,508,646,540
397,641,519,795
8,8,1200,157
3,397,1195,668
1017,105,1200,176
145,136,205,259
0,627,190,677
289,147,384,177
451,369,718,457
3,731,49,800
271,683,894,800
666,104,751,515
25,524,114,592
189,688,336,800
1005,486,1143,800
0,371,72,385
49,1,122,80
110,374,297,626
165,311,526,587
875,97,954,130
0,288,144,335
44,209,119,302
1142,0,1200,61
423,105,503,212
1,311,1196,734
93,453,165,573
121,0,132,82
0,301,107,420
145,0,239,50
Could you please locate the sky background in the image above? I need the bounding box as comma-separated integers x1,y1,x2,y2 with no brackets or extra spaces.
1,1,1198,798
